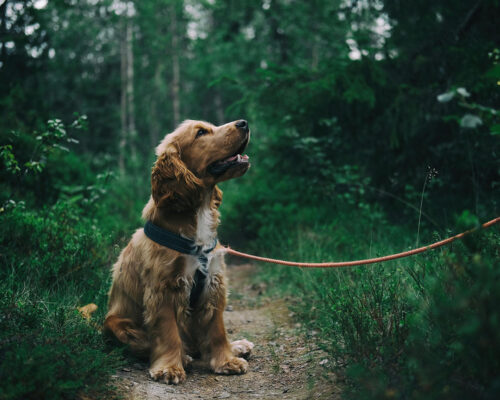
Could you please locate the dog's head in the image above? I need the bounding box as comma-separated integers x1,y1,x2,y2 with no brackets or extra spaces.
151,119,250,211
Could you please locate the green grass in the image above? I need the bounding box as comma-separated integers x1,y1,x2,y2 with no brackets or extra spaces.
0,200,128,400
0,138,148,399
221,192,500,399
2,119,498,399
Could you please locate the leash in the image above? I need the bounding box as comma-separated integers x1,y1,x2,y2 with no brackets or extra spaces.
224,216,500,268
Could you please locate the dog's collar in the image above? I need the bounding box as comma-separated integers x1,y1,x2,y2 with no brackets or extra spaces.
144,220,218,269
144,220,218,308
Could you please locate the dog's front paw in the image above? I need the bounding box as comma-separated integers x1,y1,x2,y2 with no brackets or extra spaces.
212,357,248,375
149,364,186,384
230,339,254,359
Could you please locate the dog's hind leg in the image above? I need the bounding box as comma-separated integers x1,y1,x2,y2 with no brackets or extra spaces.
104,314,150,356
105,277,149,356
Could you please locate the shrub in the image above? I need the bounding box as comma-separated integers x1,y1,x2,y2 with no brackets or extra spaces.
222,184,500,399
0,288,123,400
0,197,127,400
0,118,139,400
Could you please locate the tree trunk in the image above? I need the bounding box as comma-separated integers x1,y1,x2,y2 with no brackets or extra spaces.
170,4,180,127
126,14,137,163
149,62,163,148
119,2,136,173
0,0,8,64
119,20,127,173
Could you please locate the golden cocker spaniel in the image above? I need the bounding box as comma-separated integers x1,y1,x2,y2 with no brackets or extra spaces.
104,119,253,384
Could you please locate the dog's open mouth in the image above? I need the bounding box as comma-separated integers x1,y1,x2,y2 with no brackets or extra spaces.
207,139,250,176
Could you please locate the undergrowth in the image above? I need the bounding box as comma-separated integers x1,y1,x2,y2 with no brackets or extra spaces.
220,164,500,400
2,115,498,399
0,119,146,400
0,200,126,400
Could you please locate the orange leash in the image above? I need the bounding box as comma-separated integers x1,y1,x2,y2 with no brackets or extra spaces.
224,216,500,268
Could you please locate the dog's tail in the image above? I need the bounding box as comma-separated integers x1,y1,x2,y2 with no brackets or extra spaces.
104,314,150,357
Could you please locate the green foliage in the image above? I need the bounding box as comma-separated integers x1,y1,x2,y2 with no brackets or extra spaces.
0,120,144,399
0,145,20,174
0,288,123,400
1,202,108,287
401,233,500,400
340,230,500,400
224,198,500,399
437,85,499,132
0,116,92,207
1,0,499,398
0,199,126,400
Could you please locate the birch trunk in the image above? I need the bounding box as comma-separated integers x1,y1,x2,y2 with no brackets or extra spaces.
126,16,137,163
170,4,180,127
119,20,127,173
149,62,163,149
0,0,7,64
119,2,136,172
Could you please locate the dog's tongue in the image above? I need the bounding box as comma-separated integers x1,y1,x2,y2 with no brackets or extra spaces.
208,153,250,175
224,154,249,163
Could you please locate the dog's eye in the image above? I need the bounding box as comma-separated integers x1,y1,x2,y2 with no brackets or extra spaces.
196,128,208,138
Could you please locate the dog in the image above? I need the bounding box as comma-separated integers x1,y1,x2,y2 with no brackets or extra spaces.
104,119,254,384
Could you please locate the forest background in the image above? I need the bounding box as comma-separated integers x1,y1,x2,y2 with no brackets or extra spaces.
0,0,499,399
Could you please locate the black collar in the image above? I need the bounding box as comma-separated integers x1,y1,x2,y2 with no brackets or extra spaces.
143,220,218,308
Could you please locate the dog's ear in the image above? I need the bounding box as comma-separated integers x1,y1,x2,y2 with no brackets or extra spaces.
151,145,203,212
211,185,223,210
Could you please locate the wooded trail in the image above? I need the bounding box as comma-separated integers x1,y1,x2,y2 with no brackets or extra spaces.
112,264,339,399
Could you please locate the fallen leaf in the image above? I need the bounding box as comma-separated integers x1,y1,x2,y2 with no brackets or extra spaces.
78,303,98,320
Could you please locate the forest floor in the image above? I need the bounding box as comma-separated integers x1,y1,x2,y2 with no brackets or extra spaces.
111,263,340,399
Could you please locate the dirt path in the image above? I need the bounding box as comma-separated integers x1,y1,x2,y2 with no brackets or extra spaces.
112,264,339,399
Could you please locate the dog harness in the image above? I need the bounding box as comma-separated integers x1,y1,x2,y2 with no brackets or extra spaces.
143,220,218,308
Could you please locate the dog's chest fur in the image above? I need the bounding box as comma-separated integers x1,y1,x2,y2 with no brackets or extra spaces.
195,193,217,247
184,193,223,285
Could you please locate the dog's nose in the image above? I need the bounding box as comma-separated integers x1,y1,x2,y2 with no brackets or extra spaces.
235,120,248,131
